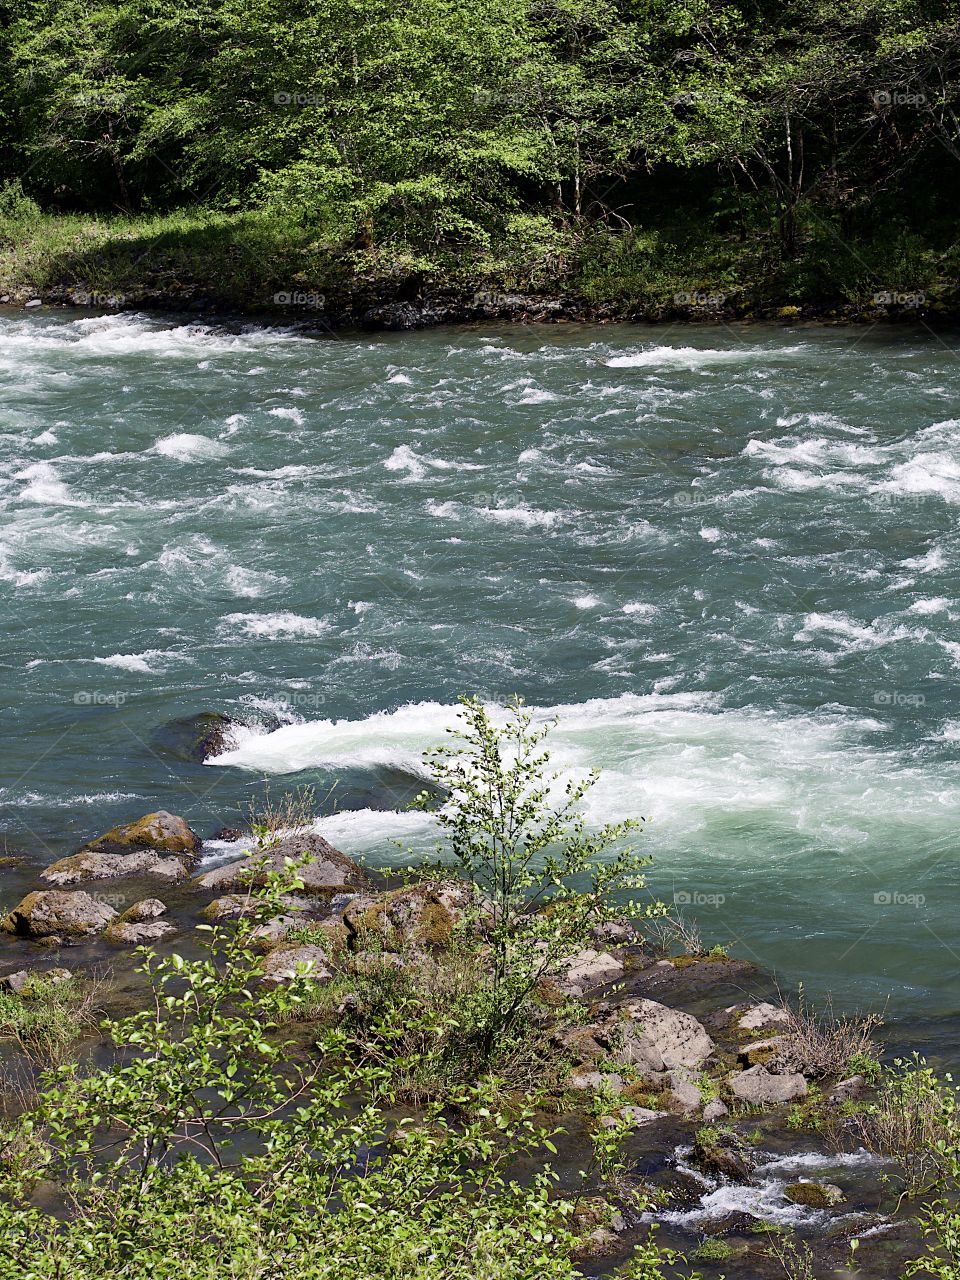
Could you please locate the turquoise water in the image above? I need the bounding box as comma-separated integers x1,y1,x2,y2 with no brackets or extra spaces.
2,310,960,1020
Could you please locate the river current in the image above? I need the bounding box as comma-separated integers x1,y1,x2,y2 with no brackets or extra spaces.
2,310,959,1026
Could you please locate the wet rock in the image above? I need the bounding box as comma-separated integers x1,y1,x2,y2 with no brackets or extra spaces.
41,849,188,886
784,1181,845,1208
1,890,117,941
728,1064,807,1105
104,897,176,945
613,997,714,1076
81,810,201,856
556,947,625,996
691,1130,754,1182
260,945,333,985
599,1105,667,1128
734,1002,791,1033
210,827,243,842
0,966,72,993
154,711,236,762
701,1211,760,1237
343,879,479,952
193,833,369,896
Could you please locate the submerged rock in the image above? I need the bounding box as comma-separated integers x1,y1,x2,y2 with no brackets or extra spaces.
81,810,201,855
728,1064,807,1105
41,848,189,886
192,833,369,896
1,890,117,941
784,1180,845,1208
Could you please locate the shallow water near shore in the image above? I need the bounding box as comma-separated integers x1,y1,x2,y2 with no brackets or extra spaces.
2,309,960,1049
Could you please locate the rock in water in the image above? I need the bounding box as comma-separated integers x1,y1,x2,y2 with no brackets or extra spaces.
104,897,177,945
41,849,189,885
1,891,117,941
784,1181,845,1208
192,832,369,896
80,810,201,855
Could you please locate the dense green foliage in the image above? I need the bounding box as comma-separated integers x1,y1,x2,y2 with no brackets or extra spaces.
1,0,959,306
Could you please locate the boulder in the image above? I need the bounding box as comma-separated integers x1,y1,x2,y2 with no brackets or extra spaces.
830,1074,867,1105
104,898,176,945
591,919,640,947
555,948,625,996
192,833,369,897
728,1064,807,1106
784,1181,845,1209
41,849,188,886
81,810,201,856
343,880,478,952
665,1066,703,1113
735,1002,791,1033
260,945,333,985
613,998,714,1077
703,1100,729,1122
1,890,117,941
567,1070,626,1094
738,1036,788,1067
691,1131,754,1182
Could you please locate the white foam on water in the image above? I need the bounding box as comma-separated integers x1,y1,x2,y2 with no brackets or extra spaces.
91,650,169,674
909,597,952,615
224,564,288,598
606,344,805,369
385,444,484,481
267,407,305,424
152,433,229,462
477,503,560,528
794,611,920,653
515,386,558,405
573,594,601,609
386,372,412,384
0,313,309,358
203,693,955,860
13,461,84,506
32,429,58,444
699,526,721,542
220,611,331,640
623,602,659,618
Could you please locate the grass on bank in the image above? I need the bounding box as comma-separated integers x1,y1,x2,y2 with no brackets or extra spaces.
1,188,956,319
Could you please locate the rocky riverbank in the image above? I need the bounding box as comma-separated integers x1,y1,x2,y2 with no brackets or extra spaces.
0,806,930,1278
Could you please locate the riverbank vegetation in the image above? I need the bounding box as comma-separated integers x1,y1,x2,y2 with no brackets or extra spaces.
1,700,960,1276
1,1,958,317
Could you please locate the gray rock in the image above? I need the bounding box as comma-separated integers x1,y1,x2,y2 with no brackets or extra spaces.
703,1100,729,1122
784,1180,846,1208
41,849,188,886
104,897,176,945
81,810,201,855
1,890,117,941
735,1001,791,1032
260,944,333,985
556,948,625,996
343,880,484,952
193,833,369,897
0,966,72,993
614,997,714,1076
738,1035,788,1066
118,898,167,923
591,920,639,946
728,1064,807,1105
567,1070,626,1094
830,1074,867,1104
666,1066,703,1113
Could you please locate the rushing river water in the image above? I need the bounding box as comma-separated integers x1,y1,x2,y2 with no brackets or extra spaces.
2,309,960,1031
